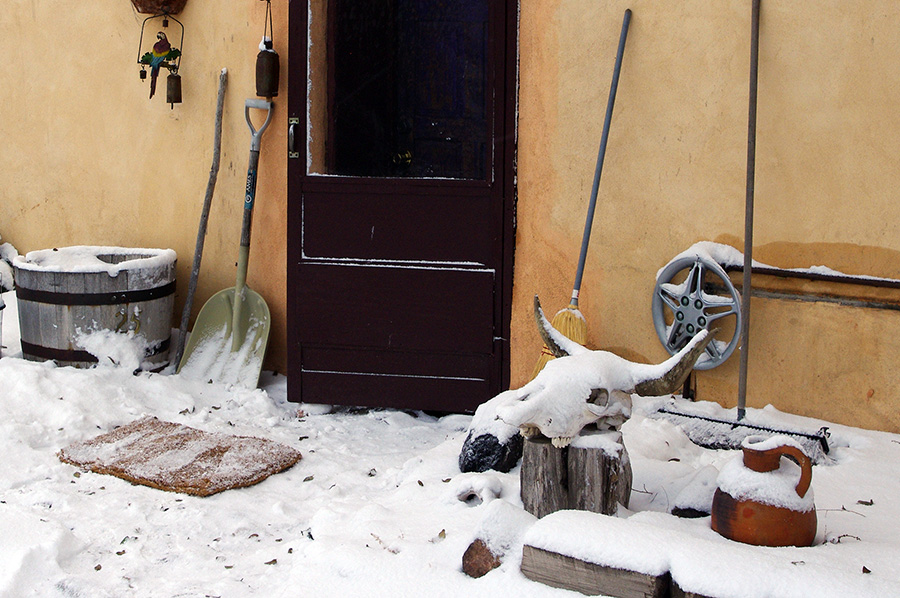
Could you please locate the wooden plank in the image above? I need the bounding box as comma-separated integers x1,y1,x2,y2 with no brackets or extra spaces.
521,544,670,598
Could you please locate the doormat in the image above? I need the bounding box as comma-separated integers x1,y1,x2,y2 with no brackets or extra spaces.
58,416,302,497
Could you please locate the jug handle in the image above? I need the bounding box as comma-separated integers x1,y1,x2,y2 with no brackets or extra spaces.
776,445,812,498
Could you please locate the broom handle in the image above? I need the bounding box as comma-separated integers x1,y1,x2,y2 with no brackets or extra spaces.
570,8,631,308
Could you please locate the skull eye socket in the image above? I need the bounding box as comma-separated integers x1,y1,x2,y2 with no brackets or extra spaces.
589,388,610,406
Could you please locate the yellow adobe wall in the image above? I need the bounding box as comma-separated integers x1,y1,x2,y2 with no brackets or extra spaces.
2,1,899,433
0,2,289,372
515,0,900,433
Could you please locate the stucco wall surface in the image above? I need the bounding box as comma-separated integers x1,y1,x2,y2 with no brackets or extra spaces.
3,1,900,433
514,0,900,432
0,1,288,372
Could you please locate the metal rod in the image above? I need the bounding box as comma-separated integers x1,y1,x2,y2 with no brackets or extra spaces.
738,0,761,420
570,8,631,307
709,282,900,312
724,264,900,290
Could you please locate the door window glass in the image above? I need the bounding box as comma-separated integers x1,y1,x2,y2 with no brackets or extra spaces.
308,0,489,179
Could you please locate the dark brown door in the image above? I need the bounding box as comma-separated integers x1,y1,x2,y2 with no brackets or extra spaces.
287,0,516,412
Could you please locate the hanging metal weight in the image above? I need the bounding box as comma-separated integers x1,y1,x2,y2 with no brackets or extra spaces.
256,44,279,98
650,254,742,370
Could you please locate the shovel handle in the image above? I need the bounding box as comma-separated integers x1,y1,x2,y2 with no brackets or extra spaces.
246,99,274,152
242,149,261,247
232,100,272,352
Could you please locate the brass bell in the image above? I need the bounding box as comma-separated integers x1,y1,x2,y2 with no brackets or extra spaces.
166,72,182,107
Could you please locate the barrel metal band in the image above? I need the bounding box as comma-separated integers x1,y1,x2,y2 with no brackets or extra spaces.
15,280,176,306
21,337,171,364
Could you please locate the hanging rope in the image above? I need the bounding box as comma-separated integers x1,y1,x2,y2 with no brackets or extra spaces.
262,0,274,49
256,0,279,98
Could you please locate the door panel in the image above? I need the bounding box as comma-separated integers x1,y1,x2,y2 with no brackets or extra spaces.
301,187,495,263
296,263,495,353
299,347,493,411
288,0,516,413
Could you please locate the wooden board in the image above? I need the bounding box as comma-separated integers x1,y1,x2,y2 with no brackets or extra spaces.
521,544,670,598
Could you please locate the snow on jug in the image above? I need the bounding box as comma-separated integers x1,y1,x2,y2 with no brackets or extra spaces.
711,434,817,547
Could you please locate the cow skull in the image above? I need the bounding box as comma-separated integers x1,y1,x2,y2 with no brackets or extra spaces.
496,296,717,448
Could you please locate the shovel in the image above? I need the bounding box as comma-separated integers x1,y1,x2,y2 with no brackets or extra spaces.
177,99,274,388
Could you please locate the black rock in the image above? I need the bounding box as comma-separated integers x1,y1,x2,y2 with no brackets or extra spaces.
458,389,524,473
459,430,523,473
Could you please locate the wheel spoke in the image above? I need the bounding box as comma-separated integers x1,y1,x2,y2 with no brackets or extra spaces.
658,283,684,311
666,323,684,350
700,290,737,309
706,305,738,323
685,260,705,298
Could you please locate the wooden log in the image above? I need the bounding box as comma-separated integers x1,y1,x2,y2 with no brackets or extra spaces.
569,434,632,515
520,436,570,519
521,544,670,598
521,431,632,519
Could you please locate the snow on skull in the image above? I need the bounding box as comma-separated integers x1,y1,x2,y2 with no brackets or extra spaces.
497,296,717,448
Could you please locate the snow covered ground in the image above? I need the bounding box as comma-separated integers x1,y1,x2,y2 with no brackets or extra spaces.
1,289,899,597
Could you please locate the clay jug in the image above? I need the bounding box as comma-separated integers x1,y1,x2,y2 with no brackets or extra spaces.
711,435,817,547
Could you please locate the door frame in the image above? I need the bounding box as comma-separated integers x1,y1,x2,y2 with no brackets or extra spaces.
286,0,518,410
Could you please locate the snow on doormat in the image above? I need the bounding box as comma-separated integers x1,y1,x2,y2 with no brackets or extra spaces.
58,416,302,496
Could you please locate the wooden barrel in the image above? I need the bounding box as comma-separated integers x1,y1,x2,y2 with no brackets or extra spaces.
13,246,176,369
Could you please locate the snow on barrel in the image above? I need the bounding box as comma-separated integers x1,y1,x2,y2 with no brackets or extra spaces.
13,246,176,370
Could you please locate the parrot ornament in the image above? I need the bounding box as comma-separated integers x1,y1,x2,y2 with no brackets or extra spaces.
140,32,181,100
148,32,170,99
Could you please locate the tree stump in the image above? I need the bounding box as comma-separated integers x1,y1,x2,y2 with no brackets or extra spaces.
521,431,632,519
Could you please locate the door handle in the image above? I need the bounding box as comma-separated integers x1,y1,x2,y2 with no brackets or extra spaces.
288,117,300,159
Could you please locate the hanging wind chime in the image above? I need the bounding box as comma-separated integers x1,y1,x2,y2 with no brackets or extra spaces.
256,0,279,99
136,11,184,108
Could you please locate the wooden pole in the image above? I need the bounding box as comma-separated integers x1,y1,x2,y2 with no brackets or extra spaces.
173,68,227,370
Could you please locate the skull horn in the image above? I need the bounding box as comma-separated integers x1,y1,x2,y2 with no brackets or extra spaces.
633,328,718,397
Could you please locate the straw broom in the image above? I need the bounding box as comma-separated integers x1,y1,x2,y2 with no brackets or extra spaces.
531,9,632,378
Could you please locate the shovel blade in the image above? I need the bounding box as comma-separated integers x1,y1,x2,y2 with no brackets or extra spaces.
177,286,270,388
